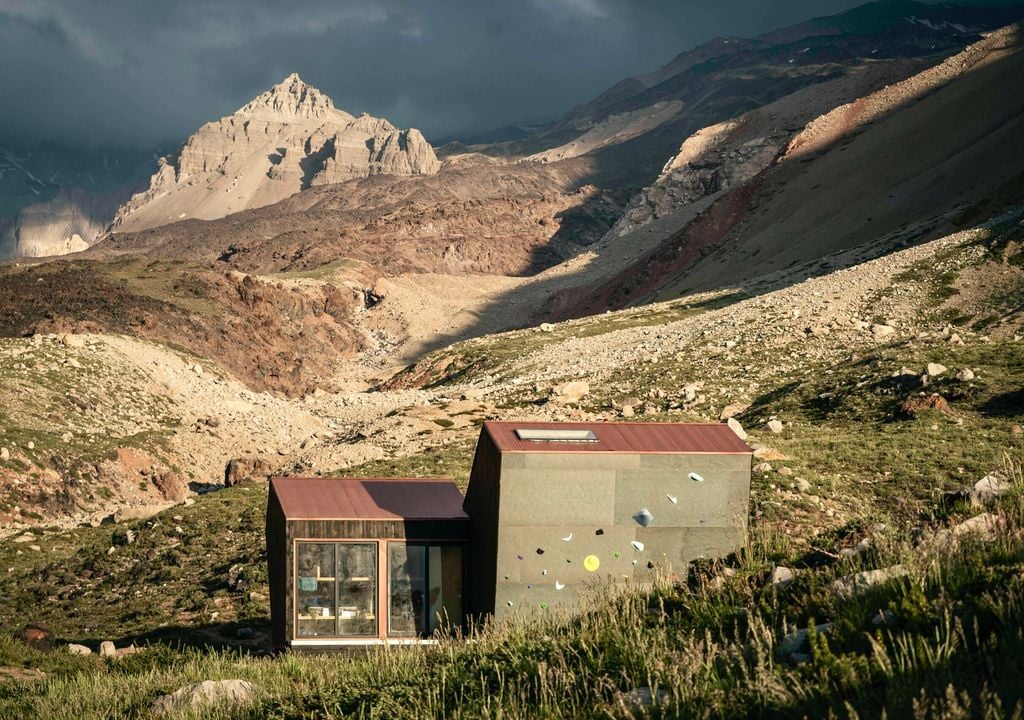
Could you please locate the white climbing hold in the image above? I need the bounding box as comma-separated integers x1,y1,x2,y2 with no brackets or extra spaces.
554,581,565,590
689,472,704,482
667,494,677,504
631,541,645,552
561,533,573,542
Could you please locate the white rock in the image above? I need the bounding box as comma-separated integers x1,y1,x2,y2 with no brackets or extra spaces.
620,404,635,418
766,419,784,434
794,477,811,493
539,323,555,333
61,334,86,348
925,363,947,377
871,324,896,338
66,643,92,655
834,565,909,598
770,566,796,586
955,368,975,381
152,679,256,716
549,381,589,405
0,448,9,461
972,474,1009,505
726,417,747,440
99,640,117,657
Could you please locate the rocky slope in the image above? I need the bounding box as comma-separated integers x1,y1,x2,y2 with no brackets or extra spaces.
539,24,1024,320
110,74,440,233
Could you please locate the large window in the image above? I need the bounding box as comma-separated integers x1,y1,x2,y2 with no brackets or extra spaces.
388,544,463,637
295,542,377,637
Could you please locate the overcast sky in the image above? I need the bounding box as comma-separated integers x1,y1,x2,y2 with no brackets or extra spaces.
1,0,892,148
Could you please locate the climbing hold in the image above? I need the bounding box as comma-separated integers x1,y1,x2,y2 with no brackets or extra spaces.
540,603,548,609
542,569,548,575
631,541,645,552
583,555,600,572
527,584,533,589
632,560,638,566
689,472,704,483
504,576,509,580
555,581,565,590
614,551,621,558
517,554,524,560
647,561,655,569
507,601,514,607
595,528,605,535
562,533,573,542
667,494,678,504
633,508,654,527
536,548,545,555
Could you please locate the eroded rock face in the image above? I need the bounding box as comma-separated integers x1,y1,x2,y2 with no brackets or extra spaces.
112,73,440,232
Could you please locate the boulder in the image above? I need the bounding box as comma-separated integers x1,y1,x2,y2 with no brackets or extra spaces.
549,381,589,405
925,363,947,377
766,419,784,434
955,368,975,381
896,394,953,419
794,477,811,493
224,456,274,487
870,324,896,338
726,417,747,441
719,403,748,421
152,679,256,716
14,623,54,651
770,566,796,586
153,471,190,502
65,643,92,656
834,565,909,598
778,623,832,663
99,640,117,657
620,404,635,418
971,474,1010,506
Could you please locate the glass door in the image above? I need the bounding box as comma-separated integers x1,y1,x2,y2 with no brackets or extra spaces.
388,543,463,637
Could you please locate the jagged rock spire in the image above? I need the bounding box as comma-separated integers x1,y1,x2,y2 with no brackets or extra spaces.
236,73,351,122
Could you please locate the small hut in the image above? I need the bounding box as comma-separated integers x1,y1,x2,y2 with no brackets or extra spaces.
266,476,468,648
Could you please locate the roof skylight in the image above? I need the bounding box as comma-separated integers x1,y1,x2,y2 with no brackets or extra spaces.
514,428,599,443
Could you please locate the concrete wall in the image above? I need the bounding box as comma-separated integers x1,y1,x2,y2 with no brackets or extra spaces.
489,451,750,620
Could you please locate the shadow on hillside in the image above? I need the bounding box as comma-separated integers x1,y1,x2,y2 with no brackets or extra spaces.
74,618,275,656
394,42,1024,369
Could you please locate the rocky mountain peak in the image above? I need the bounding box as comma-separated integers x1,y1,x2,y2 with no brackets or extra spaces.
236,73,351,122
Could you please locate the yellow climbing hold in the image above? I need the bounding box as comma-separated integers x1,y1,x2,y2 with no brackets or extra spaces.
583,555,600,572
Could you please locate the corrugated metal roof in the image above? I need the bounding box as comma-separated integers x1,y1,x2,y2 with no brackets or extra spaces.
484,421,752,454
271,477,469,520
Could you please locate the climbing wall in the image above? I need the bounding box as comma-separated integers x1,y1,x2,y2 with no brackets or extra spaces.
487,450,751,619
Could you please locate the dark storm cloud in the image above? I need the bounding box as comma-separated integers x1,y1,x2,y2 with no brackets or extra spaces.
0,0,873,148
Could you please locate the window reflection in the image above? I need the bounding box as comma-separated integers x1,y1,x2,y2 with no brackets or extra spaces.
389,543,462,637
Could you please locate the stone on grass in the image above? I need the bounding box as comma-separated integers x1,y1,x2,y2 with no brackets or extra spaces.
620,404,635,418
971,475,1009,506
925,363,947,377
620,687,670,715
766,419,784,434
777,467,793,477
770,566,796,586
753,462,773,473
719,403,748,421
0,448,9,461
834,565,909,598
778,623,831,663
955,368,975,381
794,477,811,493
15,624,54,651
871,324,896,338
952,512,1000,540
726,417,747,441
152,679,256,716
66,643,92,656
99,640,117,657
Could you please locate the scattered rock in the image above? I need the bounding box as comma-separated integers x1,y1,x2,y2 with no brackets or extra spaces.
539,323,555,333
14,623,54,651
153,471,190,502
114,504,174,523
719,403,748,421
971,474,1010,506
753,462,773,473
777,467,793,477
778,623,831,663
549,381,589,405
896,394,953,419
925,363,947,377
871,324,896,338
152,679,256,716
753,447,787,461
794,477,811,493
770,566,796,586
0,448,9,461
834,565,909,598
955,368,975,381
951,512,1000,540
460,388,485,401
766,419,784,434
620,687,670,714
726,417,747,440
66,643,92,656
99,641,117,657
224,457,274,487
620,404,635,418
61,333,87,348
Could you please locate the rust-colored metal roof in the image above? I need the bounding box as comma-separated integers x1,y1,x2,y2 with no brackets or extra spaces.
270,477,469,521
484,421,752,454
